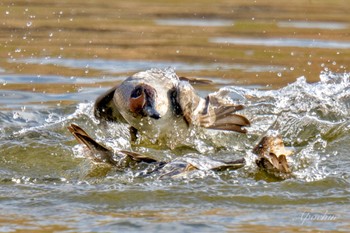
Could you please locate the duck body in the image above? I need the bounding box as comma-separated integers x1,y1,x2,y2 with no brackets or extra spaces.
94,68,250,146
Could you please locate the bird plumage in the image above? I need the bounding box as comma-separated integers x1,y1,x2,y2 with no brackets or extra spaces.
94,69,250,143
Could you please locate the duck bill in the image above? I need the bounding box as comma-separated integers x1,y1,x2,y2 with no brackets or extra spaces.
143,91,161,119
143,104,161,119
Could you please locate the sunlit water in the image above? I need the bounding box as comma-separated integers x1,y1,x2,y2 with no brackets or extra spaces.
211,37,350,49
10,57,285,74
0,66,349,232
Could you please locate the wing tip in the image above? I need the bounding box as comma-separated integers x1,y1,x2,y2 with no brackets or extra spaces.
205,114,251,133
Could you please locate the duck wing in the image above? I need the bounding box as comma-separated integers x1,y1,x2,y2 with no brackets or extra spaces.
68,124,159,166
211,158,246,171
94,85,127,123
68,124,117,166
119,150,158,163
176,81,250,133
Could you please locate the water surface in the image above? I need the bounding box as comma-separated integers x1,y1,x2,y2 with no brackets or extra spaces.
1,70,349,232
155,18,234,27
211,37,350,49
1,0,350,232
277,21,349,30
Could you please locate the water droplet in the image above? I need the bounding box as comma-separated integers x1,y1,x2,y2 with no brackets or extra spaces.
26,21,32,27
13,112,20,119
277,72,282,77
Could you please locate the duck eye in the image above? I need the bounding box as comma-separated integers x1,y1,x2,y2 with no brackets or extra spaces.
131,86,143,98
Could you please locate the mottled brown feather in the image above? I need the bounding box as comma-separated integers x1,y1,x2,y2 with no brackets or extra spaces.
68,124,117,166
119,150,158,163
253,136,293,175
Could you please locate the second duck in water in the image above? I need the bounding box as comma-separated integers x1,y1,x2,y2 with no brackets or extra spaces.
94,68,250,146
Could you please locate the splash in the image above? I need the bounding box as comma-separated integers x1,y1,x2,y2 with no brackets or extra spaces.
214,71,349,143
3,71,349,183
212,71,349,181
65,71,349,182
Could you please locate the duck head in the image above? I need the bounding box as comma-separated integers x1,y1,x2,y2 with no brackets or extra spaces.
129,84,161,119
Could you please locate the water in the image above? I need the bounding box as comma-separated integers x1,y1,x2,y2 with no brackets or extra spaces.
211,37,350,49
1,0,350,231
10,57,284,74
277,21,349,30
155,18,234,27
1,68,349,232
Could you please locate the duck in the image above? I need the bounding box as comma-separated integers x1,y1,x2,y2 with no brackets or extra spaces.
94,68,250,145
68,123,245,179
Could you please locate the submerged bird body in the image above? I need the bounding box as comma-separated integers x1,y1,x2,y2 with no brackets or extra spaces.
94,69,250,146
68,123,245,179
68,124,293,180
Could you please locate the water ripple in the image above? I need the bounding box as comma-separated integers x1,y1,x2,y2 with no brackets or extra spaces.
211,37,350,49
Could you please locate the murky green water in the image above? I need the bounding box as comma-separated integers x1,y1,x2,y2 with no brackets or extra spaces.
1,1,350,232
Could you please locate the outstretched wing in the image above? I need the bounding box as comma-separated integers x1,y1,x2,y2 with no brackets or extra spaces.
176,81,250,133
119,150,158,163
211,158,246,171
68,124,117,166
199,96,250,133
68,124,158,166
94,85,126,123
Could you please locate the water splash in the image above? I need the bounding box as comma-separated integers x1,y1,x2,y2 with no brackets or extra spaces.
215,72,349,142
2,71,349,183
54,72,350,181
211,71,350,181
